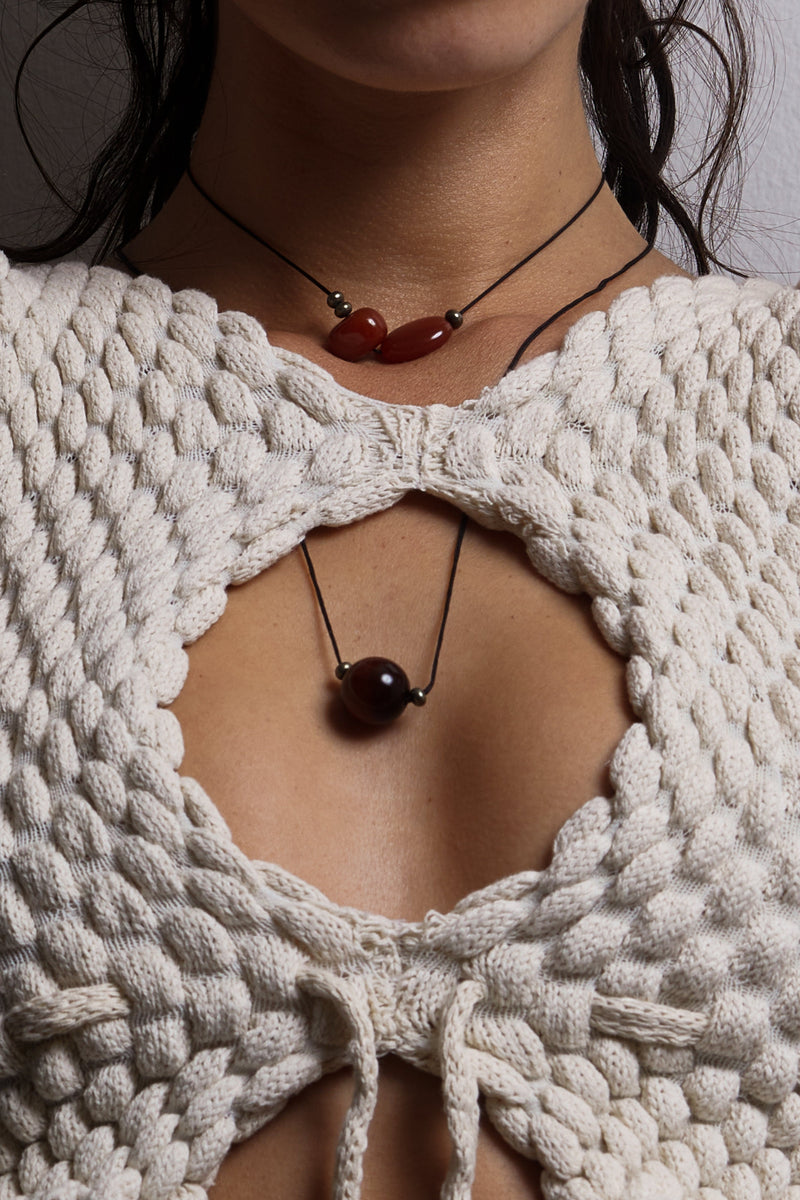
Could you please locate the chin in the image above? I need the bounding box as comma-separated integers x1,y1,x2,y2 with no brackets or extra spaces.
234,0,588,93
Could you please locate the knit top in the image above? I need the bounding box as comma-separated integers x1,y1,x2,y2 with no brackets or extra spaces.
1,249,800,1200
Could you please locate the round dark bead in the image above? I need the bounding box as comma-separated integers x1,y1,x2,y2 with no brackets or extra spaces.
445,309,464,329
334,301,353,319
327,291,345,309
339,657,410,725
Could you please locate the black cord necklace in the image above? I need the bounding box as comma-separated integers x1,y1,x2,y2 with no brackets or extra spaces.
294,237,654,726
300,513,469,725
112,175,655,728
185,161,606,365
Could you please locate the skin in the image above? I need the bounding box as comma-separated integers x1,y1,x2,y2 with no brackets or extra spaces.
117,0,687,374
110,2,695,1196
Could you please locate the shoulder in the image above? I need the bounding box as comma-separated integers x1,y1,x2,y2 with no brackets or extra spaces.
627,272,800,524
0,250,127,331
603,269,797,340
0,252,139,390
0,250,229,405
607,271,800,425
0,248,196,345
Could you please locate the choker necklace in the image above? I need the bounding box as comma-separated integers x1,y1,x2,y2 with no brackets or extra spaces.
185,161,606,364
112,180,656,728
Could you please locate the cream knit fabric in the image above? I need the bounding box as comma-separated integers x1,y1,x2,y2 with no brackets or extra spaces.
0,249,800,1200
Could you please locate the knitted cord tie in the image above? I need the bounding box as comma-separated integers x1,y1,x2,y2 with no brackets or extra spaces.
0,976,773,1195
0,981,713,1052
296,970,489,1200
440,979,488,1200
3,983,132,1043
297,968,380,1200
589,994,708,1048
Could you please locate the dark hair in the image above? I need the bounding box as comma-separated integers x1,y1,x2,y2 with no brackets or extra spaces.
2,0,752,274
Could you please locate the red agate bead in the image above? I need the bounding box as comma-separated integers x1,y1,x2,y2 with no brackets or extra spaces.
378,316,453,364
326,307,387,362
339,657,410,724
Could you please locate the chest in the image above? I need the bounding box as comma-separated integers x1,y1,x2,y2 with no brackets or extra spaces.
163,491,636,923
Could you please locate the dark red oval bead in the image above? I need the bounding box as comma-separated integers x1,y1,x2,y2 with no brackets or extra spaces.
325,307,388,362
377,316,453,364
340,657,410,725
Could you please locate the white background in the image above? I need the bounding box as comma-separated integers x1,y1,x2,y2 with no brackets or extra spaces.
0,0,798,280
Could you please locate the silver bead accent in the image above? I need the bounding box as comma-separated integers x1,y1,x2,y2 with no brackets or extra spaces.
445,309,464,329
327,291,345,309
408,687,427,707
334,301,353,319
335,662,352,680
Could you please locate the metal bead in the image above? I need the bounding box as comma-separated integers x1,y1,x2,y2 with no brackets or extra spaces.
335,662,352,680
327,291,345,309
334,301,353,319
445,309,464,329
408,687,427,707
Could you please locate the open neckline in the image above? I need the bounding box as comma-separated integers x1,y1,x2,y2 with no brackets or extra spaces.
257,274,704,422
106,254,701,421
139,275,701,943
93,260,759,946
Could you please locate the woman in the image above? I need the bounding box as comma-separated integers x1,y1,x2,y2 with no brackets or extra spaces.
0,1,797,1198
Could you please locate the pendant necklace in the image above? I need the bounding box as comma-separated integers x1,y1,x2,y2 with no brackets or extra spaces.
300,515,469,725
113,171,655,727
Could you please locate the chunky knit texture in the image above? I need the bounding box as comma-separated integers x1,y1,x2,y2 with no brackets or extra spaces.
1,250,800,1200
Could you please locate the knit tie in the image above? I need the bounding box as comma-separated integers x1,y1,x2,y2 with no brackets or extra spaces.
297,969,487,1200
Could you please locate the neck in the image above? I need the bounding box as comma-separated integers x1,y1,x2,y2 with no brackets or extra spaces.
120,3,652,331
